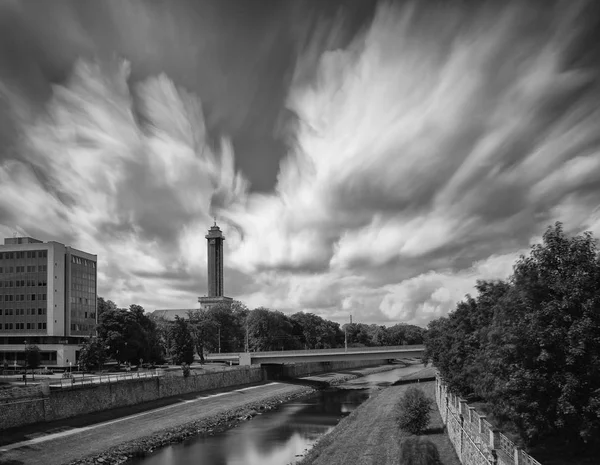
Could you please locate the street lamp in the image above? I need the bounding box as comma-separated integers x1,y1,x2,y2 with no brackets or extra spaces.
24,340,28,386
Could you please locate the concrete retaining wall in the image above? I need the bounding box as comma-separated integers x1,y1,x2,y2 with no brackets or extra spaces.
282,360,381,378
0,366,263,431
1,360,384,431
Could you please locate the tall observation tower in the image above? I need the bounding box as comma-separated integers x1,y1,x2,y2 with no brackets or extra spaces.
198,221,233,310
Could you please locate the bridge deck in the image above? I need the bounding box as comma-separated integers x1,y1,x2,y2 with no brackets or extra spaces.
205,345,424,365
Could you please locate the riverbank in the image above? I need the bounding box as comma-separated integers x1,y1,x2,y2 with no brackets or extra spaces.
298,368,461,465
0,364,406,465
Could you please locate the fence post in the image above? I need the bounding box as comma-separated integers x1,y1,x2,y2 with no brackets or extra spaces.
514,448,523,465
478,415,487,445
489,429,499,450
445,395,449,424
459,414,464,458
468,406,476,423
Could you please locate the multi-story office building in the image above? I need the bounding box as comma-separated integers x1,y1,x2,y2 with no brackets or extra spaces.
0,237,97,368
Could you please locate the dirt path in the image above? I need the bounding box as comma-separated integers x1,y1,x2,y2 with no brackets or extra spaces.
299,381,461,465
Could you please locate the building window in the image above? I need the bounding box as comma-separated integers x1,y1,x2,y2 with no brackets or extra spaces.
0,324,2,330
38,265,47,272
5,295,12,302
16,252,25,259
0,309,2,315
0,267,2,273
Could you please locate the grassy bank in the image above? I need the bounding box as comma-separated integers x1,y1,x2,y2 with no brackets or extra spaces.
298,380,460,465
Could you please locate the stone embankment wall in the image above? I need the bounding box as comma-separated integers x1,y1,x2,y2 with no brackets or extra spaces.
1,359,382,431
435,374,542,465
0,366,263,431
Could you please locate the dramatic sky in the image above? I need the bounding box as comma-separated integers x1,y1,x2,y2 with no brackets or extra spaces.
1,0,600,327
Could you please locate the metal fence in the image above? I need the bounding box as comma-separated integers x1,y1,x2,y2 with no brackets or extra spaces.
206,344,425,358
435,374,543,465
48,370,161,389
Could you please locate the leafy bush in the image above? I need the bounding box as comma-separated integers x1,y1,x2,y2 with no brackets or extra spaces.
399,437,441,465
181,362,191,378
398,387,433,435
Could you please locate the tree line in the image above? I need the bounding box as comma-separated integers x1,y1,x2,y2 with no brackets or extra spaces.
424,223,600,454
79,297,425,370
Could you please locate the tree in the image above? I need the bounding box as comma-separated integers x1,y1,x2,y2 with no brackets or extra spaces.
397,387,433,435
187,309,219,362
483,223,600,445
97,297,117,318
205,302,246,352
97,305,164,365
25,344,41,380
248,308,297,351
78,337,107,371
170,316,195,365
424,222,600,450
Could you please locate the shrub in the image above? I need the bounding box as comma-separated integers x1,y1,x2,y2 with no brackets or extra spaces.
398,386,433,435
181,362,191,378
399,437,441,465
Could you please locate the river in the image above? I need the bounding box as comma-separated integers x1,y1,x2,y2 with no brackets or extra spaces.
131,364,424,465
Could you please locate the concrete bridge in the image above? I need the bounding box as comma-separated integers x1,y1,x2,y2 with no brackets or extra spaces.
205,344,425,366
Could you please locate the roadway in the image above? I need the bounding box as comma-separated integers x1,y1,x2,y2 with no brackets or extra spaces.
205,344,425,365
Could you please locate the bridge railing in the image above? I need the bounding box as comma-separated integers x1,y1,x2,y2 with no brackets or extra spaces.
205,344,424,358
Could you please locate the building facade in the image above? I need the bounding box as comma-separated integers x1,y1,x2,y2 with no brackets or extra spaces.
0,237,97,367
198,222,232,310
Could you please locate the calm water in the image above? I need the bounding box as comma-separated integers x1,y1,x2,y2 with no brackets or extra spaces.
132,364,423,465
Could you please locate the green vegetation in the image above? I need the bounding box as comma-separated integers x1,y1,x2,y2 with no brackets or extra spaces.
425,222,600,458
77,337,107,371
397,387,433,435
170,316,195,365
399,437,441,465
24,344,41,380
88,297,426,370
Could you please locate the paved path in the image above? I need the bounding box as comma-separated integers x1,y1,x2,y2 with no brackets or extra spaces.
0,382,305,465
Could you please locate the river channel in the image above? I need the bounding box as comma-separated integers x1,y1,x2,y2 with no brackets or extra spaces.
130,364,424,465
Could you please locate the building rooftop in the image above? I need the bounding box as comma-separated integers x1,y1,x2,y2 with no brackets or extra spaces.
150,309,199,320
3,237,43,245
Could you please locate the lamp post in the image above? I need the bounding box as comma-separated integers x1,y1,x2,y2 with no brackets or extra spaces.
24,340,28,386
218,325,221,354
245,315,249,353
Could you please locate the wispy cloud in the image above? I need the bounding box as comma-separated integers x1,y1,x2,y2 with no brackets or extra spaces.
1,0,599,326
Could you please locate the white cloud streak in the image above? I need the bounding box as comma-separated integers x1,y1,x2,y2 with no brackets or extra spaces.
1,1,599,326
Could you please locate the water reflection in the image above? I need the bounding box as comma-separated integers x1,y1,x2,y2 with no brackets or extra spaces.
132,365,422,465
